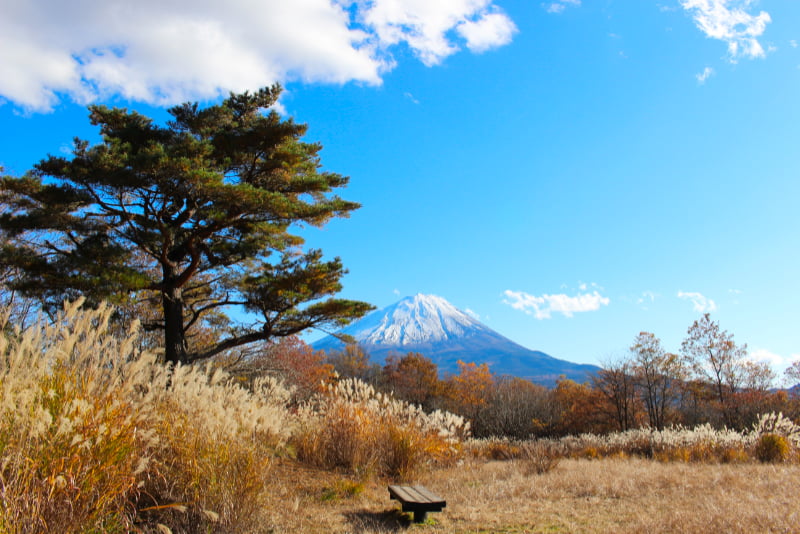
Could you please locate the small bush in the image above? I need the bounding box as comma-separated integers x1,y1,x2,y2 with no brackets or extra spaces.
754,433,790,463
752,413,800,447
519,441,561,475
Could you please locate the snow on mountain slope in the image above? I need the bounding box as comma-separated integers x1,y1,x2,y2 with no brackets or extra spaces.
341,293,491,345
313,293,601,385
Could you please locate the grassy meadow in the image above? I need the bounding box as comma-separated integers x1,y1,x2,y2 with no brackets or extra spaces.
1,301,798,533
259,457,800,533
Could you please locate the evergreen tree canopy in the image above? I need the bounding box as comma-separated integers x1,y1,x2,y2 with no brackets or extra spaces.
0,86,372,364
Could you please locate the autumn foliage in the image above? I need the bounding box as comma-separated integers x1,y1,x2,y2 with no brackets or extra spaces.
322,315,799,439
382,352,442,409
234,336,335,404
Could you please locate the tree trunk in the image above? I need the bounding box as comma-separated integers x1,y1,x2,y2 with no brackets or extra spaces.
163,285,188,365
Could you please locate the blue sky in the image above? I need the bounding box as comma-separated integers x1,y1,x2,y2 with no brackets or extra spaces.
1,0,799,377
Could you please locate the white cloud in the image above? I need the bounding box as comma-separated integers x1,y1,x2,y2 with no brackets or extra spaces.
696,66,715,84
457,10,517,53
543,0,581,14
791,40,798,48
749,348,790,367
503,289,610,319
677,291,718,313
680,0,771,61
362,0,516,66
0,0,516,111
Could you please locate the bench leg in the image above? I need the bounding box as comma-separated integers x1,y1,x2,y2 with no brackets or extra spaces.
412,510,427,523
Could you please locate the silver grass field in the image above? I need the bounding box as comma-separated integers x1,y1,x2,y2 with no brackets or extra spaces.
0,301,798,533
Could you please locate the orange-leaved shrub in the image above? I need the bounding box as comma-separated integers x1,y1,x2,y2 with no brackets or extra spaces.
293,378,469,481
754,434,790,463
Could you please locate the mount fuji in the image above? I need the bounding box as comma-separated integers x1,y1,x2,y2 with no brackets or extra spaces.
313,294,599,385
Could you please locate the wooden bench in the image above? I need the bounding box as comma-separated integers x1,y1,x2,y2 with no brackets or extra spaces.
388,485,446,523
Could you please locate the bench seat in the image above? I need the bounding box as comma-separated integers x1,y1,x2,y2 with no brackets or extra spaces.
388,485,446,523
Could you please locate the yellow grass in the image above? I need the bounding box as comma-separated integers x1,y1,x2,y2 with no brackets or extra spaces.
256,456,800,533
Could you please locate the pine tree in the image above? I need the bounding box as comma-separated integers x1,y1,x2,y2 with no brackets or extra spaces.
0,86,372,365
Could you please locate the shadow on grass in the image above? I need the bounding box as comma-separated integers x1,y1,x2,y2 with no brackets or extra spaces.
343,508,413,532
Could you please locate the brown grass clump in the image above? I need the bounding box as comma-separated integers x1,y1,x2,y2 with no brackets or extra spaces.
320,478,366,502
293,378,468,481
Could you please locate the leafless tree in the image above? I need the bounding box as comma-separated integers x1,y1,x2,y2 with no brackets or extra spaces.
681,314,759,427
593,356,638,431
630,332,684,430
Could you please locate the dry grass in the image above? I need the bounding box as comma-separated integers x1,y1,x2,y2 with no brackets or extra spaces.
292,378,468,481
0,301,293,533
2,300,799,533
255,456,800,533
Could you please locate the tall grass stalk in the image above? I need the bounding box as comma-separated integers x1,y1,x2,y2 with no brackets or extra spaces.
467,412,800,464
0,300,293,532
293,378,469,481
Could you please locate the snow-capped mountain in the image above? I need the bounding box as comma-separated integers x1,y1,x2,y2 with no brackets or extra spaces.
332,293,491,345
313,293,599,385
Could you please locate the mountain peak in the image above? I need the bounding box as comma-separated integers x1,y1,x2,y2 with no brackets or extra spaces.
337,293,488,346
313,293,600,385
